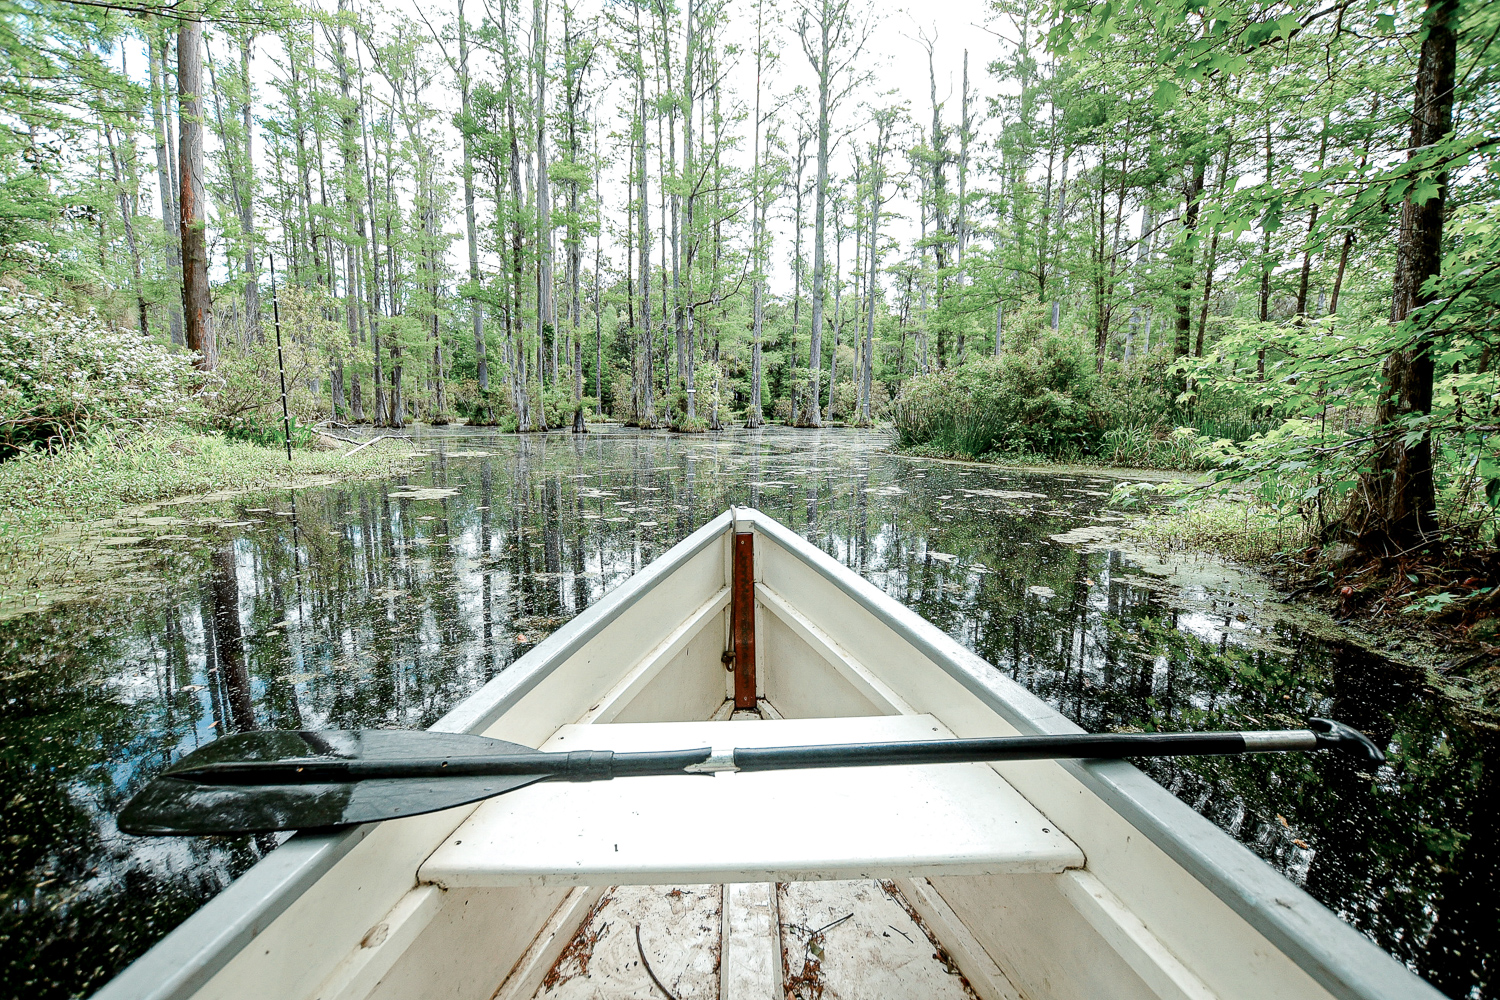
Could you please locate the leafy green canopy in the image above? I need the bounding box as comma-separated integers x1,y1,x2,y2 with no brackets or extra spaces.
1043,0,1500,536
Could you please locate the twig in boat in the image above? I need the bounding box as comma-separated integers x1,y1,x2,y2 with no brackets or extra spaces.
810,912,853,937
887,923,913,943
634,923,679,1000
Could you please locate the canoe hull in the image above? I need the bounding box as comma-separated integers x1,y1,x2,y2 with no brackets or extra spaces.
93,509,1440,1000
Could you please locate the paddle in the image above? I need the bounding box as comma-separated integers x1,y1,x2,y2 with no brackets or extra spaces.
118,718,1383,836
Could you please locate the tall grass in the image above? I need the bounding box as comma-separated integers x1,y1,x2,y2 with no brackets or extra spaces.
0,425,414,607
1101,424,1218,470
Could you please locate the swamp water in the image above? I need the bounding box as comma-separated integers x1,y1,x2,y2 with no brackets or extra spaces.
0,427,1491,999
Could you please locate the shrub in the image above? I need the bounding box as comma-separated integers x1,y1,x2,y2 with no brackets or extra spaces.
539,383,581,428
610,376,633,419
0,284,194,458
893,337,1098,459
832,380,858,421
205,284,339,435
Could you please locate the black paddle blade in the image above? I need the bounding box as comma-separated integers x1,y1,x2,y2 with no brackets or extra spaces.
118,730,548,836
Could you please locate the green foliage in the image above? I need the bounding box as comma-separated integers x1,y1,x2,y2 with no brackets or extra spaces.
1181,311,1500,540
538,382,581,428
893,338,1099,459
1101,424,1218,471
0,283,194,458
217,412,314,449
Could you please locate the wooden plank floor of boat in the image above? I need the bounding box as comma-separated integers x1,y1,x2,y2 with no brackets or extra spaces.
502,877,1014,1000
489,711,1026,1000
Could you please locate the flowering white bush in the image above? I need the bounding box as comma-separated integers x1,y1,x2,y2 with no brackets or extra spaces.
0,284,196,456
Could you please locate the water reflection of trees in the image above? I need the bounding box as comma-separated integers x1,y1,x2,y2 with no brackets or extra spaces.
0,600,272,999
1,430,1491,998
870,493,1494,997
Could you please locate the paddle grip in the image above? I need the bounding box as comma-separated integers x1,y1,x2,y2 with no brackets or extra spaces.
1309,718,1385,766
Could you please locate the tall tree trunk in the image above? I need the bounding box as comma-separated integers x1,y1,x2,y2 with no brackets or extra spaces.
661,0,684,399
634,4,655,425
746,0,767,428
382,123,405,429
458,0,488,417
1051,152,1069,332
955,49,971,361
862,121,887,425
178,9,214,370
534,0,554,395
790,133,807,416
825,197,843,426
565,4,586,434
499,0,531,430
238,33,260,339
148,24,184,345
1195,138,1231,357
1329,95,1378,318
923,35,950,365
353,30,387,425
1296,125,1330,319
333,0,365,420
682,0,697,421
1352,0,1456,549
1173,155,1205,358
805,18,831,427
594,125,604,416
104,123,150,340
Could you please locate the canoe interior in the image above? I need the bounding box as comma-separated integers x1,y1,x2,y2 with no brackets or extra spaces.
105,511,1428,1000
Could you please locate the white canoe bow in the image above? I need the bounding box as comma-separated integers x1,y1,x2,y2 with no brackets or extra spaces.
94,508,1441,1000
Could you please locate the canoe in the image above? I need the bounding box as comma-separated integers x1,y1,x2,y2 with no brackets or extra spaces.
94,508,1441,1000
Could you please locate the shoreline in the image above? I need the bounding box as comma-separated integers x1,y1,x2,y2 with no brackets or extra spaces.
1118,498,1499,719
891,445,1498,717
0,427,415,619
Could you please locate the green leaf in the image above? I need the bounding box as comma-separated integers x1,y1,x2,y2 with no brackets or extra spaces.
1152,80,1181,110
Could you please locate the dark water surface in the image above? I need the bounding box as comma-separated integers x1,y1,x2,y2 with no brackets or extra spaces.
1,428,1492,999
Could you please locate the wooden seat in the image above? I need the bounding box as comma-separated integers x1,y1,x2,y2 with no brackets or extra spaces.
419,715,1085,887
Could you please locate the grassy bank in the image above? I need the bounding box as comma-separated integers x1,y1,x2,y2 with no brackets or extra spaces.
897,437,1214,472
0,426,414,611
1123,500,1309,566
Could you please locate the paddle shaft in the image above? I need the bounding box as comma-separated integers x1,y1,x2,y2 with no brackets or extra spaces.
732,729,1316,772
170,727,1353,786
